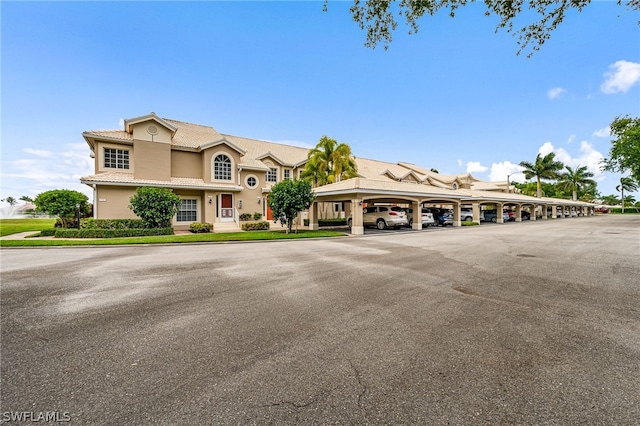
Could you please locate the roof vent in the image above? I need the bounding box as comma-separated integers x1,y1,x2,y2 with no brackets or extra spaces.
147,125,159,135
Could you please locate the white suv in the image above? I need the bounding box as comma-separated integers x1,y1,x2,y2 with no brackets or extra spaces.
347,206,408,230
404,208,436,228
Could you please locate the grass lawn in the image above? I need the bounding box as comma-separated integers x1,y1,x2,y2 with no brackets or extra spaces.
0,221,346,246
0,218,56,237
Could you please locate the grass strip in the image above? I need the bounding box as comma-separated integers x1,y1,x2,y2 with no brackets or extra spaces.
0,230,346,247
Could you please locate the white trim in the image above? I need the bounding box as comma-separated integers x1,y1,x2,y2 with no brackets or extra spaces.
211,151,235,183
245,174,259,189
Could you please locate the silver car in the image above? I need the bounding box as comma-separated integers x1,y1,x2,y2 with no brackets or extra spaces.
348,206,408,230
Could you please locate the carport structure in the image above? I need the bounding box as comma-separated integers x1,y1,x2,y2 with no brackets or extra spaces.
311,178,596,234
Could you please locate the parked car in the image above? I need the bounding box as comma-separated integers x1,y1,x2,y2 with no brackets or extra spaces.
505,210,516,221
426,207,453,226
347,205,408,230
521,210,531,220
460,208,474,222
481,209,509,223
404,208,436,228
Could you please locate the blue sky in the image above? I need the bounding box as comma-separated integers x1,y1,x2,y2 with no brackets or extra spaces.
2,1,639,204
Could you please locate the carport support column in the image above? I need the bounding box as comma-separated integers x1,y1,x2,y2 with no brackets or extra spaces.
471,202,480,223
308,201,319,230
551,205,557,219
541,204,547,220
351,198,364,235
452,202,461,227
530,205,537,221
515,205,522,222
496,203,504,223
412,201,422,230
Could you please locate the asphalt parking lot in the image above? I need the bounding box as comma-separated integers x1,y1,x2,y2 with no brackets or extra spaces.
1,215,639,424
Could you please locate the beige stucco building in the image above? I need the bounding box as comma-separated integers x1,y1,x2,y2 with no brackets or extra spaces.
81,113,595,233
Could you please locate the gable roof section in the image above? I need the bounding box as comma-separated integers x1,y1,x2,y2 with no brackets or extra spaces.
124,113,178,135
200,137,247,155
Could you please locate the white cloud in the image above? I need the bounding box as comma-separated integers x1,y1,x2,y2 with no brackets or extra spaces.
538,141,555,156
567,134,576,144
592,127,610,138
22,148,53,157
601,60,640,94
547,87,566,100
466,161,488,174
488,161,524,182
118,118,125,129
457,159,462,167
1,144,94,198
534,141,605,181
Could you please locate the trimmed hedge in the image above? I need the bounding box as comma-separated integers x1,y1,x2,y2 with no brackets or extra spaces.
303,218,348,227
81,218,148,229
461,221,479,226
53,228,174,238
609,208,640,214
189,222,212,233
39,228,57,237
242,221,270,231
239,213,253,221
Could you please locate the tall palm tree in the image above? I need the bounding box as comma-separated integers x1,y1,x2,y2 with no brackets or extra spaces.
519,152,565,198
616,177,639,213
557,165,596,201
302,136,358,186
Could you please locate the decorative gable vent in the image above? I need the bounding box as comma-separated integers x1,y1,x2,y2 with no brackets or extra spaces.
147,125,159,135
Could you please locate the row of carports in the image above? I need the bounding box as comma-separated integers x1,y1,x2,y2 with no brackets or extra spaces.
307,178,595,235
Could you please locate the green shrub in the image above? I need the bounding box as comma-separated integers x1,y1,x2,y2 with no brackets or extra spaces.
239,213,253,221
461,221,479,226
54,227,174,238
303,218,347,227
39,228,57,236
129,187,181,228
241,221,270,231
253,212,263,220
189,222,212,233
81,218,148,229
609,208,640,214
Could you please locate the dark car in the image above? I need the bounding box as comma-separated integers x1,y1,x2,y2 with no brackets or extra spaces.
426,207,453,226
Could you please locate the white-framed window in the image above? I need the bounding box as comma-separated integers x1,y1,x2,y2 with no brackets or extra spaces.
245,174,259,189
104,148,129,169
267,167,277,183
177,199,197,222
214,154,232,180
284,169,291,180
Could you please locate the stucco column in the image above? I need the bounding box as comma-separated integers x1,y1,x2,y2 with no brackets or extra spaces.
515,204,522,222
471,202,480,223
308,201,319,230
412,201,422,230
452,202,461,227
496,203,504,223
541,205,547,220
351,199,364,235
530,205,537,221
551,205,557,219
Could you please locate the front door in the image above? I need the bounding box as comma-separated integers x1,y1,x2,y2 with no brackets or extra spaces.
266,195,273,220
221,194,233,222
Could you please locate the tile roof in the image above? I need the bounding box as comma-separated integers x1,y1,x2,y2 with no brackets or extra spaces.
80,172,242,191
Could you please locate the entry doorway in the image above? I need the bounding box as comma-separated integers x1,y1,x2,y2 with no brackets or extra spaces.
220,194,233,222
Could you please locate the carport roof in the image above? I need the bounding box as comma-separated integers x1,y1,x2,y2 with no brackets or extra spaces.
313,178,596,207
313,178,465,200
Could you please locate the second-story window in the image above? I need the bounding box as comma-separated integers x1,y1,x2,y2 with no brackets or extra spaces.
104,148,129,169
267,167,277,183
214,154,232,180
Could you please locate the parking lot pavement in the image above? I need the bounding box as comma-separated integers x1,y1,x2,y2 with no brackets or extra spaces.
1,215,639,424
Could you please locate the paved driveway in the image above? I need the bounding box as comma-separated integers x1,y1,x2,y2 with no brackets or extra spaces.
1,215,639,424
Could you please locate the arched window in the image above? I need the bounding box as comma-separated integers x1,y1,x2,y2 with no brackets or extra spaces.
214,154,232,180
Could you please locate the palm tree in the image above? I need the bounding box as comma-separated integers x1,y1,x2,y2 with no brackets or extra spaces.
557,165,596,201
519,152,565,198
616,177,639,213
302,136,358,186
